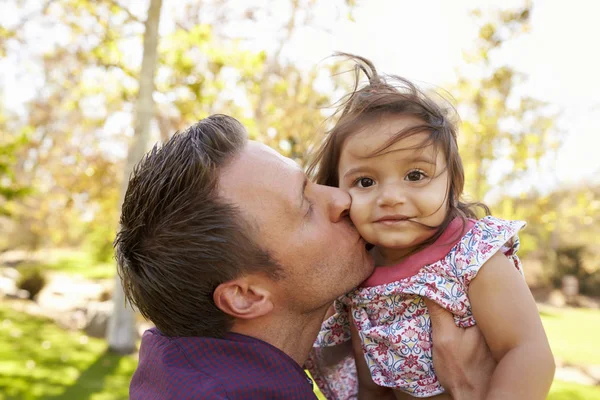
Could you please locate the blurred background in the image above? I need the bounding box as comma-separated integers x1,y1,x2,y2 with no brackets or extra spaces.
1,0,599,399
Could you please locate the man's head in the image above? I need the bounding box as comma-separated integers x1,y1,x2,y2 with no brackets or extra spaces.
116,115,373,338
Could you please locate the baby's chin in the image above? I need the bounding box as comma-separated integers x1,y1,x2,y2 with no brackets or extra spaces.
368,240,420,255
364,235,412,249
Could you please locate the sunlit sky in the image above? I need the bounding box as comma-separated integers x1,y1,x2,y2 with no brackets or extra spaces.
2,0,599,192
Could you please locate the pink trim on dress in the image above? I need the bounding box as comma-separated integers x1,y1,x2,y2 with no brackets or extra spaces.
360,217,476,287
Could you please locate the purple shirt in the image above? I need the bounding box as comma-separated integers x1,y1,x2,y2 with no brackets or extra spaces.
131,328,317,399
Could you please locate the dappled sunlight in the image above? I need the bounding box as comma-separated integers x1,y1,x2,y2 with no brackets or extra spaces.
0,303,136,399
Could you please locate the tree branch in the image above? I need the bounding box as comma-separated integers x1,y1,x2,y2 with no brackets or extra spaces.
103,0,143,23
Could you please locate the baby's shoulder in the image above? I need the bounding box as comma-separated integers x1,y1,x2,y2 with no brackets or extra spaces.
454,216,526,252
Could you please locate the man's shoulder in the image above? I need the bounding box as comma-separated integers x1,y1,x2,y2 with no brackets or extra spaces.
131,328,230,399
131,329,317,399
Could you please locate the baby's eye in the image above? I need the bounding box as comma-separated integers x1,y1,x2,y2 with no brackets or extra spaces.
405,170,427,182
355,177,375,188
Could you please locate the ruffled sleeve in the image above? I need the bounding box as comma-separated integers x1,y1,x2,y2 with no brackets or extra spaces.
453,216,526,293
314,297,352,347
310,296,358,399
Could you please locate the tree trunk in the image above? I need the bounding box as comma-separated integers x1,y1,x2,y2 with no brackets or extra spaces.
106,0,163,355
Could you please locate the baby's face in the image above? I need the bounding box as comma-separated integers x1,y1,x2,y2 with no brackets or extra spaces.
337,115,450,259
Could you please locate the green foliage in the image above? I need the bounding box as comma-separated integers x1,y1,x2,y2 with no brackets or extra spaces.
0,302,136,399
456,4,560,200
454,4,589,291
0,0,353,255
0,128,30,217
157,24,268,128
30,251,116,280
249,66,335,165
16,265,48,300
495,184,600,290
86,223,117,264
552,246,600,296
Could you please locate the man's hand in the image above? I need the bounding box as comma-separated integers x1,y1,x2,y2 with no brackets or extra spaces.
425,299,496,400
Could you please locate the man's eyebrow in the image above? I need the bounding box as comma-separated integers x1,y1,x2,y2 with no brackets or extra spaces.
298,175,308,208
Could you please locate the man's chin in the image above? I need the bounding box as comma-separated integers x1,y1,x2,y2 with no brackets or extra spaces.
340,263,373,294
359,253,376,282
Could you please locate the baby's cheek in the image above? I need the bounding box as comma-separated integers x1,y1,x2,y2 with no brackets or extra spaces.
348,199,371,235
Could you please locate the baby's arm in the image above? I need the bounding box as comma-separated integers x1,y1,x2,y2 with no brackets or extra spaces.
469,252,555,400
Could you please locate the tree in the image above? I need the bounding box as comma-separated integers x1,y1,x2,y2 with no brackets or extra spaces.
106,0,163,355
0,0,354,252
0,0,355,350
0,123,29,218
155,0,355,166
0,0,140,250
454,3,561,202
493,183,600,294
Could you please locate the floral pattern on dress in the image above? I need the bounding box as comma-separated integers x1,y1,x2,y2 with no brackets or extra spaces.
306,345,358,400
310,216,526,399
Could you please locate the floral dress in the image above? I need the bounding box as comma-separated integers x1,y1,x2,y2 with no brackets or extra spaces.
308,216,526,399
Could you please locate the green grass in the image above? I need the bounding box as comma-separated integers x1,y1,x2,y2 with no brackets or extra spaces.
0,302,136,400
17,250,116,280
548,380,600,400
540,306,600,366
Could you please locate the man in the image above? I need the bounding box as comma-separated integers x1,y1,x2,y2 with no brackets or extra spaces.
117,115,494,399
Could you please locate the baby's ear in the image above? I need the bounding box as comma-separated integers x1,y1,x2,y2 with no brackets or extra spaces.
213,277,273,319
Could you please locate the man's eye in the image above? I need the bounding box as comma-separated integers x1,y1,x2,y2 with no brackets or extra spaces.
356,177,375,188
305,200,313,217
405,170,427,182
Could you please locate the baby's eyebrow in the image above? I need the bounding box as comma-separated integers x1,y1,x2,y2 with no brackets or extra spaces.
407,155,436,165
342,166,374,179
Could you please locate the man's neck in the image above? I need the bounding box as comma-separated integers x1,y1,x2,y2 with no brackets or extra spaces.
230,308,326,365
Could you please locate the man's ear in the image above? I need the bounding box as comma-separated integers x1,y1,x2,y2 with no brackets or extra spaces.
213,277,274,319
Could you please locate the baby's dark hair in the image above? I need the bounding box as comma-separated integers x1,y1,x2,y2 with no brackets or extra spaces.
307,53,489,247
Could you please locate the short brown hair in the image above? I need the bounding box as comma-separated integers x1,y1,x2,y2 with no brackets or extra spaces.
308,54,489,247
115,114,280,338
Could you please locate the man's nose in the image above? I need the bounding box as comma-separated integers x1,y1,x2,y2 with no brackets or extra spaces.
322,185,351,222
